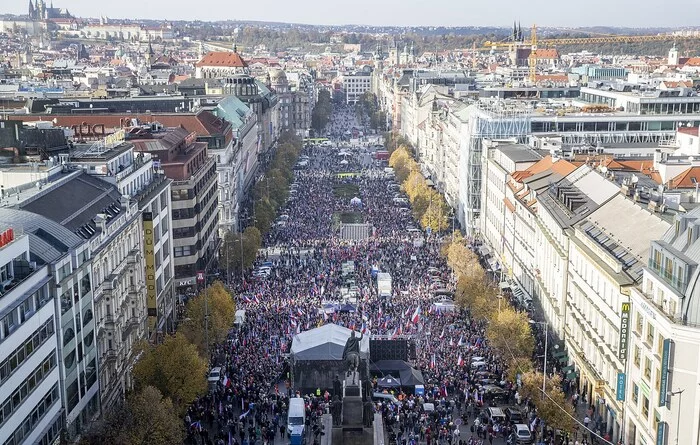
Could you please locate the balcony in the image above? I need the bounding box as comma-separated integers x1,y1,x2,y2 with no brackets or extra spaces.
122,318,141,337
647,259,687,292
104,349,118,362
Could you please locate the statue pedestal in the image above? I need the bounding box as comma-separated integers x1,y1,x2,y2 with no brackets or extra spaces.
343,373,363,426
332,371,373,445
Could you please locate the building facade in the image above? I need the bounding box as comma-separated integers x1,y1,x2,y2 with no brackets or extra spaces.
130,127,219,296
0,226,62,445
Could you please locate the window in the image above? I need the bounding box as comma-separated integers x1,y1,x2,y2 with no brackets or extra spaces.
634,345,641,368
655,367,661,391
63,327,74,346
632,384,639,404
642,395,649,419
64,351,75,369
83,309,93,326
644,357,652,380
635,312,644,335
657,335,665,356
646,323,655,346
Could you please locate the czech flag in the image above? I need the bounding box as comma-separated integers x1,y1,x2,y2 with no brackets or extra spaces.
430,354,436,370
411,306,421,324
457,355,464,367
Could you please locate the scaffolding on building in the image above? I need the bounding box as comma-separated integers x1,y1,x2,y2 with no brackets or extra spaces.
548,131,675,146
463,100,531,238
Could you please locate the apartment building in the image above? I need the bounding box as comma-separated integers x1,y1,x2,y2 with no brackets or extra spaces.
130,127,219,295
0,207,97,440
0,227,62,445
625,208,700,445
15,170,146,412
479,141,542,272
68,136,175,335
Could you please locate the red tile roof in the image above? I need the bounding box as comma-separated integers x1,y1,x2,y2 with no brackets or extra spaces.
196,51,248,68
668,166,700,189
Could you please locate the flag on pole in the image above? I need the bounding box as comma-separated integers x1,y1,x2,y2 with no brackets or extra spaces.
403,306,412,318
411,306,421,324
458,335,464,347
430,354,436,370
439,327,445,339
457,354,464,367
361,322,367,334
449,337,454,347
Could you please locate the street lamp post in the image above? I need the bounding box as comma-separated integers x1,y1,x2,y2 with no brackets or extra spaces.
667,389,684,445
530,320,548,400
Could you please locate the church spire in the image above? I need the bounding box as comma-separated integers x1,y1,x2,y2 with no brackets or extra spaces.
28,0,34,18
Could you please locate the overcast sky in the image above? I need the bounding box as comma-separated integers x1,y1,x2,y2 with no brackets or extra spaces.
5,0,700,28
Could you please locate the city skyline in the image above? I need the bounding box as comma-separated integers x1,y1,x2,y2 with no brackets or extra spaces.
4,0,700,29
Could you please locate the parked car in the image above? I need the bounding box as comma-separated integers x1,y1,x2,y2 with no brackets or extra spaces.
505,406,525,424
481,385,509,403
514,424,533,444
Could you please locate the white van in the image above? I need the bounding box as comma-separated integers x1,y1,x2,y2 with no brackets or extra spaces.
208,367,221,390
287,397,305,435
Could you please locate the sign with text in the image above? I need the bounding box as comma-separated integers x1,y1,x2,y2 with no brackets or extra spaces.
618,302,631,361
0,228,15,249
143,212,157,318
659,339,672,407
656,421,666,445
616,373,626,401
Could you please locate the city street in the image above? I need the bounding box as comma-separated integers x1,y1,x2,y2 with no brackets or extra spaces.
186,105,525,445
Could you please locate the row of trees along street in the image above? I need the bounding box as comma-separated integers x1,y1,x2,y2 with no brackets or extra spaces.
443,235,576,433
388,145,450,232
355,92,388,131
311,89,332,133
80,281,236,445
219,130,303,276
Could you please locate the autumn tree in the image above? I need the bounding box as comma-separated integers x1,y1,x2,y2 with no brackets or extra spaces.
486,306,535,360
80,386,184,445
505,356,534,383
133,333,207,413
420,190,449,232
455,273,499,320
220,226,262,275
519,372,575,433
181,281,236,356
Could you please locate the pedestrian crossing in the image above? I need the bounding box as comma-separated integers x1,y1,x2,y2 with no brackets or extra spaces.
339,223,373,240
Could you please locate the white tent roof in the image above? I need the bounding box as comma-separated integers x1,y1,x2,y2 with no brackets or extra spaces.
290,324,370,361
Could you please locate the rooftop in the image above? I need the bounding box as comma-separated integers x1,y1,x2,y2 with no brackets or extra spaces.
196,51,248,68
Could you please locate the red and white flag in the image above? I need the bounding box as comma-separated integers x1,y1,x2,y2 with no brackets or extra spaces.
430,354,436,370
411,306,421,324
457,355,464,367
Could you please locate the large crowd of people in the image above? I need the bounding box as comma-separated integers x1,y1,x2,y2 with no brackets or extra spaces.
183,106,594,445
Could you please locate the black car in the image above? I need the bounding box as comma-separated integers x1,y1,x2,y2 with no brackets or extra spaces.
481,385,509,403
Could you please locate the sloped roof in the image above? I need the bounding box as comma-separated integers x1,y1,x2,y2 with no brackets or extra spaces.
19,172,123,238
196,51,248,68
0,208,84,264
290,324,369,361
667,166,700,189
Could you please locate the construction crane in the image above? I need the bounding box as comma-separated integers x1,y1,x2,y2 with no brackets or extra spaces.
482,29,700,50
